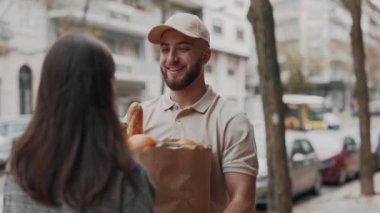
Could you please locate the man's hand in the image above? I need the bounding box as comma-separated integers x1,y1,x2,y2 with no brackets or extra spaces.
223,172,256,213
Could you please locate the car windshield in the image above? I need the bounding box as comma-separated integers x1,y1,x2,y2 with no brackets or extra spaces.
308,106,325,121
345,129,379,153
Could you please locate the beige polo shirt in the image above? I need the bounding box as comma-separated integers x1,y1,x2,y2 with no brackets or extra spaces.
139,86,258,212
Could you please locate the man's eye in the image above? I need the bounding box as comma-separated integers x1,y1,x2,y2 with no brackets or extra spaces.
179,47,190,52
160,48,169,53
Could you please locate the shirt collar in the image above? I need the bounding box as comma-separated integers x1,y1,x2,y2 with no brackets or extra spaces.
161,85,217,114
162,92,175,111
191,86,216,113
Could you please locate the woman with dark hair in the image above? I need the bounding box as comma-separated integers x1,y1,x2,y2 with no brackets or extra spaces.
3,34,155,212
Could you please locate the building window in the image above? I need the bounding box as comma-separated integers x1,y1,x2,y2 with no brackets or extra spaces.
236,27,244,41
227,55,240,76
205,64,212,73
122,0,148,9
19,65,32,114
213,25,223,35
227,68,235,76
212,19,224,36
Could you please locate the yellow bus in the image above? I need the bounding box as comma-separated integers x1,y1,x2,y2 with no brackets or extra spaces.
283,94,327,130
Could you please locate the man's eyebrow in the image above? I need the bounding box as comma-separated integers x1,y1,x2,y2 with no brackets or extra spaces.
160,41,192,46
177,41,192,46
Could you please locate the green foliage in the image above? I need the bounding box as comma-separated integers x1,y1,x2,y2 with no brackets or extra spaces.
283,51,315,93
285,69,314,93
284,49,323,93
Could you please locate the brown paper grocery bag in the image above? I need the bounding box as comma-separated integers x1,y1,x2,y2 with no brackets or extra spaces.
133,146,212,213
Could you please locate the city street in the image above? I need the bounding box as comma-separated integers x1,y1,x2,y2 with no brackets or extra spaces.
0,0,379,212
256,112,380,212
0,112,378,212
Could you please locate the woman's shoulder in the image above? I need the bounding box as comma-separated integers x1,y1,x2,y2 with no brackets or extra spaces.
125,161,154,191
119,161,155,212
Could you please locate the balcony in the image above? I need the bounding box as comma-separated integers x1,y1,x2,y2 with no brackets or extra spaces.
105,2,159,27
329,52,350,65
48,1,160,37
113,54,159,80
329,27,350,43
113,55,161,98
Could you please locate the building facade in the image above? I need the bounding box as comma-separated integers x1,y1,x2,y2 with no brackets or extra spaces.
271,0,380,112
0,0,255,117
203,0,253,111
0,0,49,117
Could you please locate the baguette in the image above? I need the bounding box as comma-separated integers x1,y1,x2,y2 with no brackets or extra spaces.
125,102,143,137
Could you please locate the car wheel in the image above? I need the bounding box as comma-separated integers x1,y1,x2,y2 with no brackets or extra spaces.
338,169,347,185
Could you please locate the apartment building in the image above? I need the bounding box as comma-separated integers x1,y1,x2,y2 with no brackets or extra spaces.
203,0,253,111
0,0,49,116
271,0,380,111
0,0,255,117
48,0,162,116
0,0,162,117
363,0,380,95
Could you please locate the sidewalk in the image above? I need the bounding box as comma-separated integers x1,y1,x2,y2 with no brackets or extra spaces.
293,172,380,213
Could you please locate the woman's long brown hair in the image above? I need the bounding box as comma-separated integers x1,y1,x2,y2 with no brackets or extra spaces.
10,34,132,208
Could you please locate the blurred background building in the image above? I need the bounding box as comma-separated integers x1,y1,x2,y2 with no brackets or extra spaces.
0,0,254,118
0,0,379,119
270,0,380,113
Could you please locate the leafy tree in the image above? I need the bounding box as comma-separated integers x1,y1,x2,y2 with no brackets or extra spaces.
283,51,314,93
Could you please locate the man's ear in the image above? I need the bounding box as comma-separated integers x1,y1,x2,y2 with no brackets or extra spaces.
202,48,211,64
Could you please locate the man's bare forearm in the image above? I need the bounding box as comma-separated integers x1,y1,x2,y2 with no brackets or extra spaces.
223,197,255,213
224,173,256,213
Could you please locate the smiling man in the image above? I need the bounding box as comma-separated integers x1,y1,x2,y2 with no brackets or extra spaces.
141,12,259,213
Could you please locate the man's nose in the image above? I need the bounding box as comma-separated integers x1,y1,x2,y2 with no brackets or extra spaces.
166,49,179,63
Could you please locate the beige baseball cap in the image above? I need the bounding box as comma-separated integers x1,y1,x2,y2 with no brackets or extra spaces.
148,12,210,45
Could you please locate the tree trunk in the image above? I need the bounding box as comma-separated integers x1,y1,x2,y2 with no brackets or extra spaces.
81,0,91,29
248,1,292,212
343,0,374,195
159,0,168,95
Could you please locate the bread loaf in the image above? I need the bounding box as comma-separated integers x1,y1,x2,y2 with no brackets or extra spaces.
125,102,143,137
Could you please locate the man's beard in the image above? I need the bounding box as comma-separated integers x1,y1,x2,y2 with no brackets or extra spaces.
161,58,202,91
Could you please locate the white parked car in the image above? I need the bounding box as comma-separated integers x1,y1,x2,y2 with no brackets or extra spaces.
323,113,340,129
252,123,322,205
0,115,31,163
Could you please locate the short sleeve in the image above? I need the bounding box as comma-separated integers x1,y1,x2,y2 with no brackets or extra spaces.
222,114,259,176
